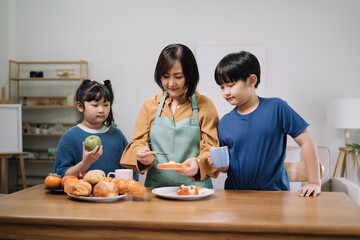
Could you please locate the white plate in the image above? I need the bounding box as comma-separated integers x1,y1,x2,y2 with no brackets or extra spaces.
67,193,127,202
152,186,214,200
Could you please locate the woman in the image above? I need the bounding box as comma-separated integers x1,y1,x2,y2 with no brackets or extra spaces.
120,44,219,188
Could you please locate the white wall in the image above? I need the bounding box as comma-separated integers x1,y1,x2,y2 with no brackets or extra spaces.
1,0,360,182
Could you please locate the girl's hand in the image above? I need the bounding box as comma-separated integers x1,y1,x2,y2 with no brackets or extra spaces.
298,183,321,197
176,158,198,177
82,142,103,166
136,147,155,165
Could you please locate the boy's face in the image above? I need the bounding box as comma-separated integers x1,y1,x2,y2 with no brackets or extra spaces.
219,77,254,106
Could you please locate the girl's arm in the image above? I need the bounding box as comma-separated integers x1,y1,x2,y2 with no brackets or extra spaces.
293,129,321,197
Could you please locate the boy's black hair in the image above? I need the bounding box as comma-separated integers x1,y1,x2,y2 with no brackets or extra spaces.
76,79,114,127
154,43,199,98
214,51,261,88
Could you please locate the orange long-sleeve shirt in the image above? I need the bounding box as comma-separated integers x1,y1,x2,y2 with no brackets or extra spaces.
120,89,220,181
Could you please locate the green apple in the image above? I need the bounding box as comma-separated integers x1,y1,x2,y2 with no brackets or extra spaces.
84,135,101,151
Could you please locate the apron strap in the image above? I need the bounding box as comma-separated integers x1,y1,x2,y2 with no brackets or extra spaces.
155,92,168,118
190,93,198,122
155,92,198,121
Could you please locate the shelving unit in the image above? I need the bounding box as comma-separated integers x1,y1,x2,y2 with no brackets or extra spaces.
8,60,88,192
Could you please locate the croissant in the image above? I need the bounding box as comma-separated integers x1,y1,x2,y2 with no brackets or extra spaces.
63,178,80,195
73,180,92,196
116,179,145,196
177,184,203,195
93,180,118,197
83,169,105,185
103,177,119,184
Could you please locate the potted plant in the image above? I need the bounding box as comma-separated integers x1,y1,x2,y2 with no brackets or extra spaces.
347,143,360,156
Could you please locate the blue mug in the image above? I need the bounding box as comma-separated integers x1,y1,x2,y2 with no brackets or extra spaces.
210,146,230,168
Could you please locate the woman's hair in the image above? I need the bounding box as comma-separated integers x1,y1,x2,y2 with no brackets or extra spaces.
154,43,199,98
75,79,114,127
214,51,261,88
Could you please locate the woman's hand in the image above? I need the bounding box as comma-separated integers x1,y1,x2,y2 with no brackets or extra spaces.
82,142,103,167
176,158,198,176
298,183,321,197
136,147,155,165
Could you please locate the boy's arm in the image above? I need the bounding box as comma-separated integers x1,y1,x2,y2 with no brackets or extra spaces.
293,129,321,197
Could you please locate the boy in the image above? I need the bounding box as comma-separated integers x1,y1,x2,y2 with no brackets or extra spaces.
208,51,320,197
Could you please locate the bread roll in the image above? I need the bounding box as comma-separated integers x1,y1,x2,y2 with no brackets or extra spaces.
116,179,145,196
63,178,80,195
93,180,118,197
73,180,92,196
83,170,105,185
177,184,201,195
103,177,119,183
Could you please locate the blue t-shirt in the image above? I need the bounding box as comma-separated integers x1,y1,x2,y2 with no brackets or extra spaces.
218,97,308,190
54,124,139,180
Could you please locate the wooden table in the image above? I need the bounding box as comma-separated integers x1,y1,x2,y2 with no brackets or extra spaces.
0,185,360,239
0,152,28,193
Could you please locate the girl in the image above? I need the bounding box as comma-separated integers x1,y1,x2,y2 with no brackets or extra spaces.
120,44,220,188
54,80,139,180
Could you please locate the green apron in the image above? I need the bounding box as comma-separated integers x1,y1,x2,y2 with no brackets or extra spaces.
145,92,213,188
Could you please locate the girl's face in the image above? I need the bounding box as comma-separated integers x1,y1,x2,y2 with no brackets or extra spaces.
160,60,186,101
219,76,256,107
77,96,110,129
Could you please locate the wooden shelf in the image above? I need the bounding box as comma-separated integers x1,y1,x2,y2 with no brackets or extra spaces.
10,77,81,81
23,133,63,136
7,60,88,192
10,158,55,163
22,105,75,109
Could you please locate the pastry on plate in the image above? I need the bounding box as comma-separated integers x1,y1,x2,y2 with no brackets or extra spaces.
93,180,118,197
177,184,204,195
83,169,105,185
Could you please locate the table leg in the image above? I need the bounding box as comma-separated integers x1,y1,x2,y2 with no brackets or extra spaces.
1,158,6,193
19,154,27,189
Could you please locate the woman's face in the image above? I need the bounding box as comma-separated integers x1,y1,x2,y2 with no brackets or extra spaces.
160,60,186,101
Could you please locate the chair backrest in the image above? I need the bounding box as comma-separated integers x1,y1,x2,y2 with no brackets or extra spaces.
284,162,324,182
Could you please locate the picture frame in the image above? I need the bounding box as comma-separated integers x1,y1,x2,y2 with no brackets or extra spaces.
0,104,22,153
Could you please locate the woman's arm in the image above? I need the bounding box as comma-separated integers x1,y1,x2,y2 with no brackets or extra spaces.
293,129,321,197
120,100,156,174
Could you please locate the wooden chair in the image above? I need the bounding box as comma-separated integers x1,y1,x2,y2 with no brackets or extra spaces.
285,162,324,182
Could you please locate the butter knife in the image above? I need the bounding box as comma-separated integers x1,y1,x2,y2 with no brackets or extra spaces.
149,151,170,155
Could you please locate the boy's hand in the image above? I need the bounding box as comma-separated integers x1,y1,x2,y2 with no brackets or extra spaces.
176,158,198,176
208,150,229,173
207,153,215,168
298,183,321,197
82,142,103,166
136,147,155,165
